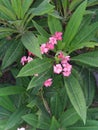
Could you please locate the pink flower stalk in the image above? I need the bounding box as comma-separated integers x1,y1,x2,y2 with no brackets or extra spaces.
46,42,54,50
54,32,62,41
53,64,63,74
44,78,52,87
40,44,49,54
21,56,27,65
49,36,57,45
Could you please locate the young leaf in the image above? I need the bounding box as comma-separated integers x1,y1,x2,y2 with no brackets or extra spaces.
71,51,98,67
63,0,87,48
60,108,80,128
64,74,87,123
18,58,53,77
2,41,23,69
21,31,42,58
48,15,62,34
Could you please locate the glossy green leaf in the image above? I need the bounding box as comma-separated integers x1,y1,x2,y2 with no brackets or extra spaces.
0,86,25,96
64,74,87,123
63,0,87,48
21,32,42,58
5,108,26,130
18,58,53,77
48,15,62,34
2,41,23,69
60,108,80,128
72,51,98,67
69,0,83,11
29,0,54,16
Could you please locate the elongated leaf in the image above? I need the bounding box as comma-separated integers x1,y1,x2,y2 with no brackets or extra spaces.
0,4,16,20
18,58,53,77
0,86,25,96
63,0,87,48
60,108,80,128
69,0,83,11
29,0,54,16
32,20,49,38
50,116,60,130
27,69,52,90
0,96,16,112
21,32,42,58
64,74,87,123
22,114,38,128
71,51,98,67
5,108,26,129
69,42,98,53
48,15,62,34
2,41,23,69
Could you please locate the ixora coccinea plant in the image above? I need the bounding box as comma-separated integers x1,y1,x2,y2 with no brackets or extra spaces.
16,0,98,129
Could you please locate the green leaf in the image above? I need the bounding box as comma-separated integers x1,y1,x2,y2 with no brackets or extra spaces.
63,0,87,48
22,114,38,128
69,0,83,11
50,93,63,118
69,42,98,53
27,69,52,90
32,20,49,38
67,120,98,130
18,58,53,77
50,116,60,130
60,108,80,128
29,0,54,16
0,96,16,112
71,51,98,67
64,74,87,123
2,41,23,69
48,15,62,34
0,4,16,20
5,107,26,130
21,32,42,58
0,86,25,96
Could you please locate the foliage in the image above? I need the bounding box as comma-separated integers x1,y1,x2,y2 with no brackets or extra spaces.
0,0,98,130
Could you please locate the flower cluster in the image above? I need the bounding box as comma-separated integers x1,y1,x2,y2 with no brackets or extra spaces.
54,52,72,77
40,32,62,54
21,51,33,65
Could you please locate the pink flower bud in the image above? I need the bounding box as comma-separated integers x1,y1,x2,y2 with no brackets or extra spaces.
53,64,63,74
20,56,27,65
54,32,62,41
49,36,57,45
40,44,49,54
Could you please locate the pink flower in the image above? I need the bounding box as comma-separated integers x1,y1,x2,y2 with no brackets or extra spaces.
53,64,63,74
61,56,70,64
46,42,54,50
62,71,71,77
62,63,72,77
49,36,57,45
27,56,33,63
44,78,52,87
40,44,49,54
54,32,62,41
20,56,27,65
